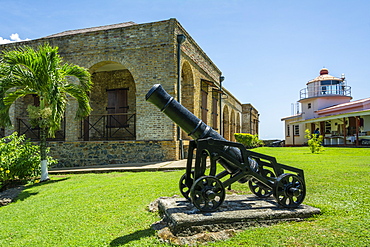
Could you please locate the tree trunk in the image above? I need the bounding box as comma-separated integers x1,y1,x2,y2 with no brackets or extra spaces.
40,127,49,181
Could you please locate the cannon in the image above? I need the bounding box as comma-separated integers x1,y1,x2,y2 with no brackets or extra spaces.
146,84,306,212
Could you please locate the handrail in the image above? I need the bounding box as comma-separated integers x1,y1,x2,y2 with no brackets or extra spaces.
80,113,136,141
300,86,351,99
16,113,136,141
16,117,66,141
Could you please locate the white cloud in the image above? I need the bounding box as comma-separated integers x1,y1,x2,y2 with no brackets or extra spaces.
0,33,30,44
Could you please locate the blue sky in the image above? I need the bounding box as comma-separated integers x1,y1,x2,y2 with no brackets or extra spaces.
1,0,370,139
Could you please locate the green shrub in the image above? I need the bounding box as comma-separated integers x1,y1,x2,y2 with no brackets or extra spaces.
0,132,57,189
234,133,263,149
304,129,324,153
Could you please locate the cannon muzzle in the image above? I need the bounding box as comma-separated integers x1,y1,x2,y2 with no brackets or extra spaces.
146,84,243,173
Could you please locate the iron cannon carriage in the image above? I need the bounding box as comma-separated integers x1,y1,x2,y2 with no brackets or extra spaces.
146,84,306,212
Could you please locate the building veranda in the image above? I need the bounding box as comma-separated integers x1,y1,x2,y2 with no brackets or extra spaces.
0,19,259,167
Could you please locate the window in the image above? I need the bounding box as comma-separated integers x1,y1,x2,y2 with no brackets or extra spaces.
308,103,311,109
325,121,331,134
287,125,290,137
106,88,129,128
211,91,218,129
321,80,340,86
294,125,300,136
321,80,342,95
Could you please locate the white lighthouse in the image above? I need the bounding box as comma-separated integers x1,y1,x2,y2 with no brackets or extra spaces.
299,68,352,120
281,68,370,147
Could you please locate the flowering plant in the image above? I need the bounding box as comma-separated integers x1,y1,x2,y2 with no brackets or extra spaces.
304,129,324,154
0,132,57,189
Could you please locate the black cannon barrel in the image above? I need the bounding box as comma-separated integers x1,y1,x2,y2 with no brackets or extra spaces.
146,84,243,173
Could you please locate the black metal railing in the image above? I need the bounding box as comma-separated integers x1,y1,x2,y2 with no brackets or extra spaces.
16,117,66,141
80,113,136,141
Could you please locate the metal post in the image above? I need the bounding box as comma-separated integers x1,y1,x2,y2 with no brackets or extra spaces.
219,75,224,136
177,34,186,159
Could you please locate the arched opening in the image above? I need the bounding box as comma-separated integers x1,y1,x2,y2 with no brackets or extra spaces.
223,106,230,140
82,61,137,140
181,61,194,140
230,110,236,141
181,61,194,113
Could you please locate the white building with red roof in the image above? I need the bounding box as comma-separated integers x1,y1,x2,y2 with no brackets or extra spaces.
282,68,370,146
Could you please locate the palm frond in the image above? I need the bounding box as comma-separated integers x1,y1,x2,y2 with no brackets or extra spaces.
0,90,12,127
62,63,92,92
63,84,92,119
3,88,35,106
0,43,93,136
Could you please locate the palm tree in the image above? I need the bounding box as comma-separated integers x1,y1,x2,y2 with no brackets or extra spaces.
0,43,92,181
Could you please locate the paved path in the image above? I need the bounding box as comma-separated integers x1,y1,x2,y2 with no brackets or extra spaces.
49,159,188,174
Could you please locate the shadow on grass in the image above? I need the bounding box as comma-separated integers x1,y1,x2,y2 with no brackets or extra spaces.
110,228,155,246
14,177,70,203
34,177,70,187
15,190,39,202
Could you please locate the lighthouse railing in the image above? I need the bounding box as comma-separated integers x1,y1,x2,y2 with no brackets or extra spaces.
300,86,351,99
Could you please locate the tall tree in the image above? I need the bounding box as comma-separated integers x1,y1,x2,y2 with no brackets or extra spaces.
0,43,92,181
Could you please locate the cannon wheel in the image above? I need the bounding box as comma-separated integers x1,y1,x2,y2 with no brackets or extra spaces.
179,171,195,200
273,173,306,208
190,176,225,212
248,169,275,198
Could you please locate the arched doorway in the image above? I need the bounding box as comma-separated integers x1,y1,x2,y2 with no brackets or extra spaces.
83,61,136,141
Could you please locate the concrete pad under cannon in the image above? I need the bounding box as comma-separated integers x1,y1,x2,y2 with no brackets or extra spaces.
157,194,321,236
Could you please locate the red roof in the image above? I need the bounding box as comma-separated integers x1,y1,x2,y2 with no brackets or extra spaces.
317,97,370,115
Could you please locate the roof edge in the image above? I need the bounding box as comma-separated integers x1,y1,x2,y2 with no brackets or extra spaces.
43,21,138,39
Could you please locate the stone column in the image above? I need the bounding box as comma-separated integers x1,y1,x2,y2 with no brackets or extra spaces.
65,97,80,141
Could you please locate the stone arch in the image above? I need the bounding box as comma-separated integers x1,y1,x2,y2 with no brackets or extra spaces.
223,105,230,140
86,56,137,79
181,61,194,113
180,61,194,140
86,56,139,91
82,61,136,141
230,109,236,141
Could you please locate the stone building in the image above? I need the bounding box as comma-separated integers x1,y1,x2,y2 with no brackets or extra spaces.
241,103,259,136
0,19,259,167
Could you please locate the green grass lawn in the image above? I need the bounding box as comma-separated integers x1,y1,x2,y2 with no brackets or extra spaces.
0,147,369,246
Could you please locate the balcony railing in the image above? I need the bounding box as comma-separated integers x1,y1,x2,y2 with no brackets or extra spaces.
16,117,66,141
80,113,136,141
300,86,351,99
